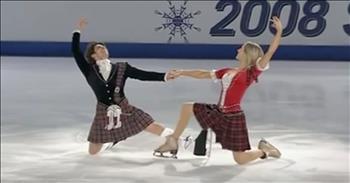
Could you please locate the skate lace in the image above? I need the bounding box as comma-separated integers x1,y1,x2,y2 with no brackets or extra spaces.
182,135,194,150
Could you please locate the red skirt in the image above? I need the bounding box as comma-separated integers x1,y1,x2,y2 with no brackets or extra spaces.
193,103,251,152
87,98,154,143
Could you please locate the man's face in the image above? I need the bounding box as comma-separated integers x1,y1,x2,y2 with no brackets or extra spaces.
92,44,109,60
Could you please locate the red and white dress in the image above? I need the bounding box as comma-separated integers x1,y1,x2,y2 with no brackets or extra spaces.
193,61,269,152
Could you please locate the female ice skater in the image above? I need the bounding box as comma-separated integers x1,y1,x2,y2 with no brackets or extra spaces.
72,18,178,155
155,16,283,164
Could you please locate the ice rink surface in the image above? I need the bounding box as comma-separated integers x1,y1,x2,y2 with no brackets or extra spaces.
1,56,349,183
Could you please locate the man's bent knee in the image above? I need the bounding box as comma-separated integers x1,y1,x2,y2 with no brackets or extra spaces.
89,143,103,155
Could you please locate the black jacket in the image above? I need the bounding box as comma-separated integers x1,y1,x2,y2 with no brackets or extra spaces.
71,32,166,105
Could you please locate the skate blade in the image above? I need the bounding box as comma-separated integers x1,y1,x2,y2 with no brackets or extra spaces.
104,142,118,151
104,144,113,151
153,151,178,159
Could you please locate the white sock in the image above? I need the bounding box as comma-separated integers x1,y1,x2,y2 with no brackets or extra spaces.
160,128,174,137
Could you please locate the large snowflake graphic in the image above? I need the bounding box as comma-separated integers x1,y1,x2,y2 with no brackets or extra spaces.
155,0,201,43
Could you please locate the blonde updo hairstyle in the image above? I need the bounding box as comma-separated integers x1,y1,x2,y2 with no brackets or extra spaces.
242,41,264,69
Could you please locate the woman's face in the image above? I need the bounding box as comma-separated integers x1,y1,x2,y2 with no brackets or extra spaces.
235,45,245,62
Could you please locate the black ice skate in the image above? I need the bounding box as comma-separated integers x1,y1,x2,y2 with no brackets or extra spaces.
193,130,207,156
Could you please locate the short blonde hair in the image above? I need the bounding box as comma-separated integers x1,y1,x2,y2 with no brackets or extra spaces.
242,41,264,69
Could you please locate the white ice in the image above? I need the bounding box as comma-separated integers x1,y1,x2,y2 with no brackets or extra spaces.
1,57,349,183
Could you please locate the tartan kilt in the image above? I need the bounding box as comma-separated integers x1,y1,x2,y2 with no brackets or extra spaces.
87,98,154,143
193,103,251,152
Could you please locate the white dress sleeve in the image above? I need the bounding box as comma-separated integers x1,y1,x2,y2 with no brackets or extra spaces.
256,57,270,71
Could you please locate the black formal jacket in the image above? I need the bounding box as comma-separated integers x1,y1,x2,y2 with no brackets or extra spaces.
71,31,166,105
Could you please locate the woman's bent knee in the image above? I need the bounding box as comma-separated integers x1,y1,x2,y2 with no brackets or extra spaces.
233,152,247,165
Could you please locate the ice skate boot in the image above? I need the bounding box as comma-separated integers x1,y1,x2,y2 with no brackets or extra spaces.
193,130,208,156
153,135,178,159
258,138,281,159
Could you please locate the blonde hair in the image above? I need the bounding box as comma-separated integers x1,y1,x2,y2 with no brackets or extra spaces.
242,41,264,69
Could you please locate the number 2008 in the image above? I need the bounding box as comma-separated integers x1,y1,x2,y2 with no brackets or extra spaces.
210,0,350,37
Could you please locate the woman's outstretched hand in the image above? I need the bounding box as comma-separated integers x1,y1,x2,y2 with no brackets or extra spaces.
166,69,182,81
270,16,282,34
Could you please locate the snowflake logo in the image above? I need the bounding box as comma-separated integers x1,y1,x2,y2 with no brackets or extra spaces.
155,0,201,43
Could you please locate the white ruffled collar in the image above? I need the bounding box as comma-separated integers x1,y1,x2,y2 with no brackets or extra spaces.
96,59,111,67
95,59,112,81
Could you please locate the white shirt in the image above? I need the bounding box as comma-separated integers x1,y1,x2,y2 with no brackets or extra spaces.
96,59,112,81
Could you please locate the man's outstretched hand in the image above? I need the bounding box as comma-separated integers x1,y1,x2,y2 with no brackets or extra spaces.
76,17,88,31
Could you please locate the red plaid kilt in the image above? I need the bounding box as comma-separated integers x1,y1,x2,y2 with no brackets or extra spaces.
193,103,251,152
87,98,154,143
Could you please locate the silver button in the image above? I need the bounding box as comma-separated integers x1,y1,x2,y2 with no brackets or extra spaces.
107,90,110,93
106,84,109,87
109,97,112,100
115,87,120,93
